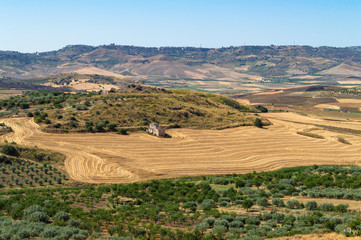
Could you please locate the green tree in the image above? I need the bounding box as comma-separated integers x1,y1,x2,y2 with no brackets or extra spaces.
118,128,128,135
242,199,253,212
254,118,263,128
305,201,318,210
1,144,18,156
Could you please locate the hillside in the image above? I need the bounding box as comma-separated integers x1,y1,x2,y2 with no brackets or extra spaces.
0,86,262,133
1,45,361,94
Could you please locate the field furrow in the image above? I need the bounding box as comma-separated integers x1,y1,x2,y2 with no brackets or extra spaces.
1,113,361,183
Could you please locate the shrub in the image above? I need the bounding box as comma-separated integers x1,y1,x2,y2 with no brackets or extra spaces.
246,217,261,226
19,103,30,109
319,203,334,211
212,225,227,234
214,219,229,228
194,222,209,233
53,211,70,222
183,201,197,209
1,144,18,156
220,215,234,222
272,198,284,207
335,204,348,213
199,199,215,210
229,220,244,228
219,201,230,207
202,218,215,227
305,201,318,210
255,105,268,113
254,118,263,128
34,116,42,123
117,128,128,135
256,197,269,207
26,211,49,222
286,200,302,209
44,119,51,124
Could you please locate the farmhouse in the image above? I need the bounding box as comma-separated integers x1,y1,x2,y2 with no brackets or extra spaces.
148,123,165,137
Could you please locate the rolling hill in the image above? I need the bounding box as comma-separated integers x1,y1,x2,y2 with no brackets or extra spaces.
1,45,361,94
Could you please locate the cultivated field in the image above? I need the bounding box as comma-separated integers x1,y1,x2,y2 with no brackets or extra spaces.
1,112,361,184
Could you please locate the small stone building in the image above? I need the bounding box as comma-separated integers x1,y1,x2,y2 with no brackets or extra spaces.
148,123,165,137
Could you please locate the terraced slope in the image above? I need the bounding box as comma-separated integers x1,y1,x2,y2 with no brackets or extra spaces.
1,113,361,184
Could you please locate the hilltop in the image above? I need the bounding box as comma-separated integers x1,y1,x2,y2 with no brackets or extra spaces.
1,45,361,94
0,86,263,133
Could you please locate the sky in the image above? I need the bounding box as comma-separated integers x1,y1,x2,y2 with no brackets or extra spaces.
0,0,360,53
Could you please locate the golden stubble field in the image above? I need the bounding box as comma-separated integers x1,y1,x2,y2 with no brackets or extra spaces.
1,112,361,184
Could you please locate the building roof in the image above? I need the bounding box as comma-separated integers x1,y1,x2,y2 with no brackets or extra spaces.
149,122,161,129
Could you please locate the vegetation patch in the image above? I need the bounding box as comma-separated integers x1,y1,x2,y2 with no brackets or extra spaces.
0,165,360,239
0,155,67,189
0,123,12,136
0,87,265,133
337,136,351,145
0,143,66,164
296,131,324,139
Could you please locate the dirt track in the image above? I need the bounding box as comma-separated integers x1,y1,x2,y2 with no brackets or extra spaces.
1,114,361,184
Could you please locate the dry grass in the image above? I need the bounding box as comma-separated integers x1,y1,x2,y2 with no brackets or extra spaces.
275,233,361,240
1,114,361,184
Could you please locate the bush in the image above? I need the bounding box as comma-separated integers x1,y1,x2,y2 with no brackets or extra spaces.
19,103,29,109
44,119,51,124
212,225,227,234
272,198,284,207
193,222,209,232
202,218,215,227
183,201,197,209
255,105,268,113
53,211,70,222
34,116,42,123
305,201,318,210
256,197,269,207
254,118,263,128
246,217,261,226
26,211,49,222
117,128,128,135
23,205,49,222
199,199,215,210
229,220,244,228
319,203,334,212
1,144,18,156
335,204,348,213
286,200,302,209
220,215,234,222
214,219,229,228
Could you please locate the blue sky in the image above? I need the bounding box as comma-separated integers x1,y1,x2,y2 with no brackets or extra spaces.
0,0,360,52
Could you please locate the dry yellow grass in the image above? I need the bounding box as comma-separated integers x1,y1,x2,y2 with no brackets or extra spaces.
274,233,361,240
1,112,361,184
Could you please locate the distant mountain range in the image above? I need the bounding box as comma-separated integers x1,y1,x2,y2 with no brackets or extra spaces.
1,45,361,93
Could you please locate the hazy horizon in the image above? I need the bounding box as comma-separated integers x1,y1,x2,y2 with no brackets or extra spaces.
1,43,361,54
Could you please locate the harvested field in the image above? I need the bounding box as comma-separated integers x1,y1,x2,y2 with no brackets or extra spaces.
1,114,361,184
274,233,361,240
